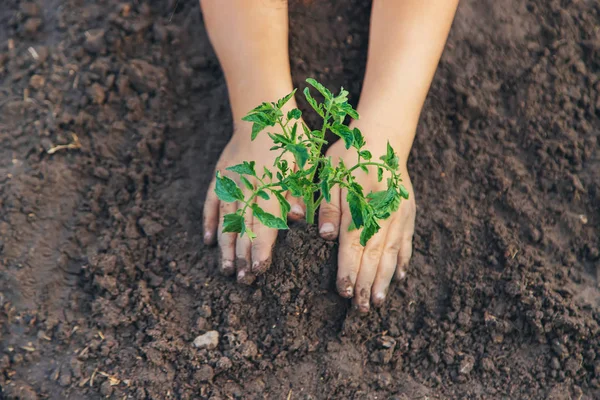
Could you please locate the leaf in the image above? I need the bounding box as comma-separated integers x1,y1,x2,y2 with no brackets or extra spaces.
290,122,298,141
352,128,365,149
257,190,270,200
251,123,264,140
340,102,359,120
330,122,354,149
226,161,256,176
333,88,349,104
320,179,331,203
268,132,292,145
222,213,244,233
276,89,297,109
274,191,291,216
286,143,309,169
246,228,257,240
359,150,372,161
263,167,273,180
306,78,333,100
215,172,244,203
360,165,369,173
347,191,365,229
303,87,324,117
377,167,383,182
380,142,399,170
360,218,380,246
282,174,304,197
251,204,288,229
287,108,302,120
399,184,410,199
240,176,254,191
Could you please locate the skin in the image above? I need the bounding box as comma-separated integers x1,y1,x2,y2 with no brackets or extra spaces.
201,0,459,310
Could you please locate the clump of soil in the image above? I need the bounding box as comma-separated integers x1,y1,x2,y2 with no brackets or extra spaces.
1,0,600,399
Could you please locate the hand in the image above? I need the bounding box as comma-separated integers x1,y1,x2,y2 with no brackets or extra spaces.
318,137,416,312
203,121,305,284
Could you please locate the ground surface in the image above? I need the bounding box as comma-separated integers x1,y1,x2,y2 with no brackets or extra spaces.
1,0,600,399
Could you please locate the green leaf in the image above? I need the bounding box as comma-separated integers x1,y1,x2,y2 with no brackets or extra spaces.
320,179,330,203
251,123,264,140
290,122,298,141
377,167,383,182
287,108,302,120
380,142,399,170
286,143,309,169
226,161,256,176
399,184,409,199
360,165,368,173
240,176,254,191
251,204,288,229
268,132,292,145
222,213,244,233
263,167,273,180
257,190,270,200
333,88,349,104
276,89,297,109
306,78,333,100
352,128,365,149
340,102,359,120
359,150,372,161
274,191,291,216
360,218,380,246
330,122,354,149
303,87,324,117
347,192,365,229
281,174,304,197
215,172,244,203
246,228,257,240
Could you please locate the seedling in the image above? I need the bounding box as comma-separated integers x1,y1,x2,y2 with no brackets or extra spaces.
215,78,408,245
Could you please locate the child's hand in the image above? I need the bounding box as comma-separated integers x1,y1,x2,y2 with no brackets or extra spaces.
319,134,416,312
203,121,304,284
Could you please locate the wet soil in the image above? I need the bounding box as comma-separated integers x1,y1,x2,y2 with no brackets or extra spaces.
1,0,600,399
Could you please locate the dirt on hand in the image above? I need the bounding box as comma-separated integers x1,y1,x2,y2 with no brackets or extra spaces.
1,0,599,399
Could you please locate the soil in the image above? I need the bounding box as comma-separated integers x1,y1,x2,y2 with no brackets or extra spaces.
1,0,600,399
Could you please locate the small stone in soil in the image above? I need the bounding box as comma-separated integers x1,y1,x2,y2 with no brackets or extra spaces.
459,355,475,375
84,29,106,54
195,365,214,382
193,331,219,350
24,18,43,34
138,217,164,236
216,356,233,372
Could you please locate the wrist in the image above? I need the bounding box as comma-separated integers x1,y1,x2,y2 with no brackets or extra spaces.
350,116,415,164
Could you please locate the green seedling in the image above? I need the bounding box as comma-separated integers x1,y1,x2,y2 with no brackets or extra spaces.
214,78,409,245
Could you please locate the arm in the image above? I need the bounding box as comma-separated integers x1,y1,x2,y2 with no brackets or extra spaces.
320,0,459,312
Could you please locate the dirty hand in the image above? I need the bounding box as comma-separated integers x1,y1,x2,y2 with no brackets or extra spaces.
318,135,416,313
203,122,304,284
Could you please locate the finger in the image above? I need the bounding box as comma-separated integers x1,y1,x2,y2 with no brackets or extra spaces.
371,219,402,307
286,193,305,221
336,191,362,298
203,178,219,245
395,234,413,281
353,220,389,313
318,185,341,240
251,196,280,275
218,200,237,276
236,192,255,285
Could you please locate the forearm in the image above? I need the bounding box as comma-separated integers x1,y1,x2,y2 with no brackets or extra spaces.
200,0,295,122
356,0,459,161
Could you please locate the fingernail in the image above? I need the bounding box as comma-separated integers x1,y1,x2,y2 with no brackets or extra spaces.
237,270,245,280
397,270,407,280
373,292,386,306
320,222,334,235
343,286,353,298
204,231,213,244
221,260,234,275
359,304,370,313
291,204,304,217
252,258,271,275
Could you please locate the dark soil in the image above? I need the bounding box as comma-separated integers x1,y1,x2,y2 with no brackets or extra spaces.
1,0,600,399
